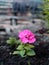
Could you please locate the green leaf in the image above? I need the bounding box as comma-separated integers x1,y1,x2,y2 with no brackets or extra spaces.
28,44,35,48
7,37,17,45
17,44,24,50
17,40,21,44
27,50,36,56
24,46,31,50
19,50,25,57
13,51,20,54
24,44,34,50
7,40,11,44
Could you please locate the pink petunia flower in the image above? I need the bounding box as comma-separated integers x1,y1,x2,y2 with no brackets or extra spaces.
18,30,36,44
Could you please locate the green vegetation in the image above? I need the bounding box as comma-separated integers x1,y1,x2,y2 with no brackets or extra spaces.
7,37,35,57
43,0,49,28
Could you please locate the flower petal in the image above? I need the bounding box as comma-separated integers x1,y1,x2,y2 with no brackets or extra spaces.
20,38,28,44
18,29,36,44
28,38,36,43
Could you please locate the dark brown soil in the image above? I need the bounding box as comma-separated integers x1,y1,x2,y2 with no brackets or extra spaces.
0,29,49,65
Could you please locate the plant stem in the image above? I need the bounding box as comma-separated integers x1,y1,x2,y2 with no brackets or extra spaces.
27,61,31,65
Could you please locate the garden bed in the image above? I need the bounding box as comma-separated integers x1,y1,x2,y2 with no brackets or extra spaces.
0,29,49,65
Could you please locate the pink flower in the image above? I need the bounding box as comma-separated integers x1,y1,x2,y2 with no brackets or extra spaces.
18,30,36,44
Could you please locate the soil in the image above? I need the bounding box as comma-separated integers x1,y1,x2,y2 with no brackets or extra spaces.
0,29,49,65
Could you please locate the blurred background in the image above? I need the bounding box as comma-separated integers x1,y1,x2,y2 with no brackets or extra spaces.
0,0,44,36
